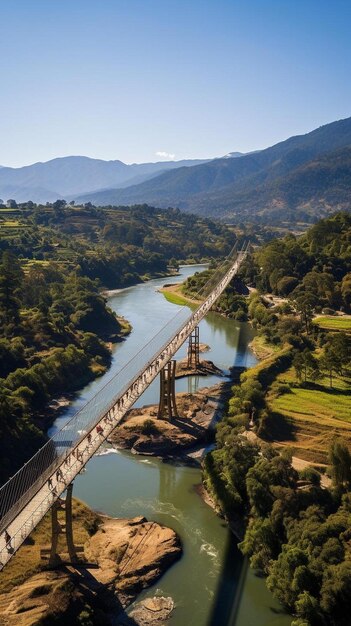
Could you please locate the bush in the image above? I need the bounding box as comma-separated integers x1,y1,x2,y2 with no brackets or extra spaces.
140,418,160,435
228,413,250,429
234,309,248,321
299,467,321,486
83,516,101,536
272,382,291,397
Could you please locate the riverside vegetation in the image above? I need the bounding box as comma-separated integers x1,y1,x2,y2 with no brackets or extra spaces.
189,212,351,625
0,202,235,484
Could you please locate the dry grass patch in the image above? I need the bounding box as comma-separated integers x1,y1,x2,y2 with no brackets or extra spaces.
0,499,100,594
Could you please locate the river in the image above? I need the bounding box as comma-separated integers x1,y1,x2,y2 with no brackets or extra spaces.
49,265,291,626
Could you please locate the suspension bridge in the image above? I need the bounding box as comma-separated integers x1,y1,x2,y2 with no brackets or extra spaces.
0,243,249,570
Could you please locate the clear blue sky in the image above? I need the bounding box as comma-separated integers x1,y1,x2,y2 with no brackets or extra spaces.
0,0,350,167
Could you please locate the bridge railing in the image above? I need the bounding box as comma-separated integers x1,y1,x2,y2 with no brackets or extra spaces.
0,246,248,536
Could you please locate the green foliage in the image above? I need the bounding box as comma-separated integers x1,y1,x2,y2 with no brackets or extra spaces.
328,439,351,491
252,212,351,315
140,419,160,435
183,269,248,319
236,442,351,625
299,467,321,487
0,252,124,483
203,435,259,515
0,203,234,286
292,349,319,383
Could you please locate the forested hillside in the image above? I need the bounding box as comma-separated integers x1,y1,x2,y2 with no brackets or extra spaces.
180,212,351,322
0,253,123,483
243,211,351,312
0,202,234,287
75,117,351,224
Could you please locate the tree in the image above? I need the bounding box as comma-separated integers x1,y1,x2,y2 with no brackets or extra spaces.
319,334,350,387
292,291,318,333
293,349,319,383
325,333,351,374
320,348,336,388
341,274,351,312
328,439,351,491
0,251,23,333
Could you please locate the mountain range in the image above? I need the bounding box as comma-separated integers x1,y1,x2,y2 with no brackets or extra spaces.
0,156,213,203
1,117,351,222
74,116,351,222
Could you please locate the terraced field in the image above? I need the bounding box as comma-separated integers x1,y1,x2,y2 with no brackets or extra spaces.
268,367,351,463
313,315,351,332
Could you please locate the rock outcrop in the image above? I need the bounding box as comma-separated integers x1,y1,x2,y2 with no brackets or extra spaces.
108,384,229,458
0,516,181,626
121,596,174,625
85,516,181,606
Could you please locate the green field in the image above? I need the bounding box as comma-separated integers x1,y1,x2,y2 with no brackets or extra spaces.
162,290,189,305
268,366,351,463
249,334,281,359
161,285,198,307
313,315,351,331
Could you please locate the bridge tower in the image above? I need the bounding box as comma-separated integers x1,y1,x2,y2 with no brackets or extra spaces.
187,326,200,369
47,482,79,566
157,360,178,420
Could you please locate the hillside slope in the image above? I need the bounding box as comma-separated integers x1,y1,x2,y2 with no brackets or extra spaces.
76,117,351,222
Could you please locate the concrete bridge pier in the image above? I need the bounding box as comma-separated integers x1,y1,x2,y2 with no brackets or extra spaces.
157,360,178,420
48,482,78,566
187,326,200,369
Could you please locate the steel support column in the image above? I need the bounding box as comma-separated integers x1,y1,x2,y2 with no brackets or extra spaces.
187,326,200,369
157,360,178,420
48,482,78,566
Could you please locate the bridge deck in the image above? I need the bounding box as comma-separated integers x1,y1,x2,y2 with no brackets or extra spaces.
0,249,248,569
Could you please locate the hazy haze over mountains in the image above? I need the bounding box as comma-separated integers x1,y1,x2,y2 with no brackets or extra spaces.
0,156,211,203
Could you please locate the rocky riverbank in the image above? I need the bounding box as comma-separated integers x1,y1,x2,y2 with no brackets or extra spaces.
175,356,224,379
0,512,181,626
108,382,231,461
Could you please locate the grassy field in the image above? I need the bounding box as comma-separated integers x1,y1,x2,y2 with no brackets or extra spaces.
313,315,351,331
162,290,190,306
249,334,282,360
0,499,99,593
267,366,351,463
161,284,199,307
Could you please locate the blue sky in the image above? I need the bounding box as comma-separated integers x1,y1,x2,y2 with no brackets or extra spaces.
0,0,350,167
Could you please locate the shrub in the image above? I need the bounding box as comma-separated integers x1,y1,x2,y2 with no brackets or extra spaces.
140,418,160,435
83,516,101,536
272,382,291,397
299,467,321,486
